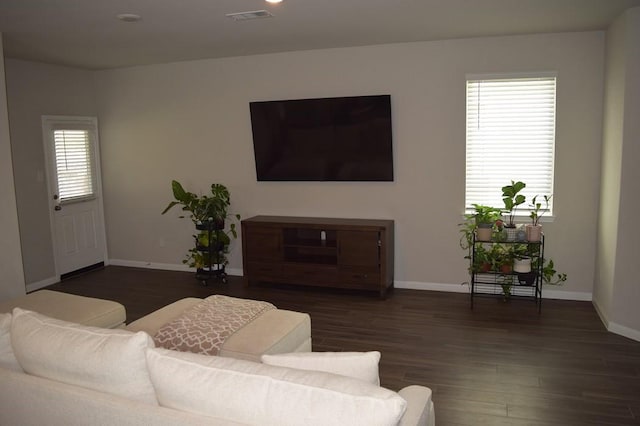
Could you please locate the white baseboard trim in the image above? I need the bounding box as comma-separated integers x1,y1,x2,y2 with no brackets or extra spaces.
26,276,60,293
106,262,591,301
395,281,469,293
541,288,592,301
592,299,609,327
608,322,640,342
395,280,592,301
108,259,243,277
592,299,640,342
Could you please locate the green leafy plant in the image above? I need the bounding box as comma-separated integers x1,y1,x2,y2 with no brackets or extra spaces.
490,244,514,273
501,180,526,227
497,274,514,300
534,258,567,285
162,180,234,224
459,185,567,296
471,204,503,226
184,232,232,268
471,244,491,273
162,180,240,268
529,194,552,226
459,204,502,273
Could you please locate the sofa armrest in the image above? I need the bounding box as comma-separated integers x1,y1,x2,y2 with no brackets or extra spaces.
397,385,434,426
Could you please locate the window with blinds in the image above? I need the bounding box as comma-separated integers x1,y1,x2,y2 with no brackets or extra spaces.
53,129,95,203
465,74,557,215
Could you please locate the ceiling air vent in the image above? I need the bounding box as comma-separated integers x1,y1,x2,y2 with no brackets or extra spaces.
226,10,274,21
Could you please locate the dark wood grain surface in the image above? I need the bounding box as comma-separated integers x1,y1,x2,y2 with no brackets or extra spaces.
45,266,640,425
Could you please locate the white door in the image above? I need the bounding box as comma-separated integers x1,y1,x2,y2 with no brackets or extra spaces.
42,116,107,276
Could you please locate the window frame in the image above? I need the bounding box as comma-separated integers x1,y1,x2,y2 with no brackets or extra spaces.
464,72,558,219
42,116,100,206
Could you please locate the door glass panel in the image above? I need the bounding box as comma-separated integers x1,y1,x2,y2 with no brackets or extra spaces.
53,129,95,203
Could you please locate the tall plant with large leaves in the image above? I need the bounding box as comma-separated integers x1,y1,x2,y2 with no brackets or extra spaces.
501,180,526,227
162,180,232,225
162,180,240,268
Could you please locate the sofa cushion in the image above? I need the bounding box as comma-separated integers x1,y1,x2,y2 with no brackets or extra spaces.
261,351,381,385
147,347,406,426
0,290,126,328
10,308,158,405
0,313,22,372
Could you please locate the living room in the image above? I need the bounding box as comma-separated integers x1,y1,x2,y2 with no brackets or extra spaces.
0,1,639,424
2,2,640,335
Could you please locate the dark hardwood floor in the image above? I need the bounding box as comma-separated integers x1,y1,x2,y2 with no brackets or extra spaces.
46,266,640,426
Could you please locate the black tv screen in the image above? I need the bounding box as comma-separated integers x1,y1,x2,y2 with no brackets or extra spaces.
249,95,394,181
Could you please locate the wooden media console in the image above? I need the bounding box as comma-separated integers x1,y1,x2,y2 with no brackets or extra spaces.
241,216,394,297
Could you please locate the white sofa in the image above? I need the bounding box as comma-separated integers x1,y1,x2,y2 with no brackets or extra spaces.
0,309,435,426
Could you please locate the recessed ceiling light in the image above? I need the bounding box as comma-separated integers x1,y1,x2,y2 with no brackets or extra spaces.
266,0,283,3
116,13,142,23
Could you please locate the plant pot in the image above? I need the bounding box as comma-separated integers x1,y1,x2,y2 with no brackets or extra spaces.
500,263,513,274
476,225,493,242
517,271,537,286
196,219,225,231
513,257,532,273
505,227,518,242
526,224,542,242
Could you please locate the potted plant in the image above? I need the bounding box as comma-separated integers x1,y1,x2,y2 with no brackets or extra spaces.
471,204,502,242
501,180,526,241
162,180,240,273
497,273,514,301
459,204,502,277
471,244,492,273
527,194,551,242
492,244,514,274
163,180,237,227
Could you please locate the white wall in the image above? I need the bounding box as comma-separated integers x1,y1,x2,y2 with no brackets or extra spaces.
4,59,98,286
94,31,604,298
0,34,26,301
595,7,640,340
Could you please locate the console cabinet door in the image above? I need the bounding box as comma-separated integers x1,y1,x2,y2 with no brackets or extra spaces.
244,226,282,261
337,230,380,266
243,226,283,282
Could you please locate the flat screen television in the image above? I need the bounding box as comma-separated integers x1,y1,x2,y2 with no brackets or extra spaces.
249,95,394,181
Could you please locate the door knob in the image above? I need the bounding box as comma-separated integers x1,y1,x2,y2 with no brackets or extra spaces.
53,194,59,200
54,205,62,211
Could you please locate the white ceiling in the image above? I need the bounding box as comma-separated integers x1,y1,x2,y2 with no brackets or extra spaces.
1,0,639,70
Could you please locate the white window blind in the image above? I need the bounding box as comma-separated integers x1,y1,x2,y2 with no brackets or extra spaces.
465,75,556,215
53,129,95,202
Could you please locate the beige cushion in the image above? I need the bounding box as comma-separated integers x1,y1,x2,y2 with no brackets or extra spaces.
397,386,434,426
127,298,312,362
0,313,22,372
147,347,407,426
10,308,158,405
221,309,311,360
126,298,202,335
262,351,381,385
0,290,126,328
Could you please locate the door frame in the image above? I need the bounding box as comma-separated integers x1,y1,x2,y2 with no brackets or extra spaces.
41,115,109,279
